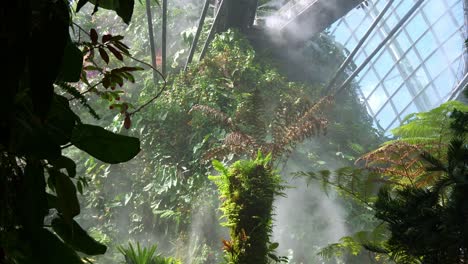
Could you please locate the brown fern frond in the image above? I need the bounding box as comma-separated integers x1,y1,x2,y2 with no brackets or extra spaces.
224,131,258,157
202,132,259,161
203,146,232,162
190,104,233,128
267,96,333,158
296,95,334,125
356,141,442,187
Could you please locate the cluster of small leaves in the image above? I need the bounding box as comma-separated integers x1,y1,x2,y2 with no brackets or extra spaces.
79,28,145,129
209,151,286,264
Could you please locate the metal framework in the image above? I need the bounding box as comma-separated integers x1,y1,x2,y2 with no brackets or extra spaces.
329,0,466,132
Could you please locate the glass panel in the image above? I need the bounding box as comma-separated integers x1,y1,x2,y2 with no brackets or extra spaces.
393,31,412,53
403,49,422,68
375,102,397,130
432,14,457,41
367,88,388,114
432,68,455,99
412,67,431,88
405,13,428,41
425,50,445,77
363,30,383,55
382,67,403,95
374,50,394,77
443,33,464,62
422,0,446,24
414,32,437,60
394,0,411,18
382,9,398,28
398,102,419,124
360,68,380,97
390,85,412,111
355,16,372,38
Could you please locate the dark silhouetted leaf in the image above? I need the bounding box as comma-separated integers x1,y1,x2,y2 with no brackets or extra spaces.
49,155,76,178
52,169,80,222
89,0,134,24
102,34,112,43
98,47,109,64
71,124,140,163
46,94,80,145
52,216,107,255
35,229,83,264
124,114,131,129
107,45,123,61
57,37,83,82
76,0,89,12
90,29,98,44
21,161,47,230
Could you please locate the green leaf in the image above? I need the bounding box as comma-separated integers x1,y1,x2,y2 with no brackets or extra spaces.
49,155,77,178
71,124,140,164
52,216,107,255
212,160,227,174
57,37,83,82
269,242,279,250
52,169,80,222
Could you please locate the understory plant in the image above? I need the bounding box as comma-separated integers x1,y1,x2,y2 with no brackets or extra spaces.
209,152,286,264
118,242,181,264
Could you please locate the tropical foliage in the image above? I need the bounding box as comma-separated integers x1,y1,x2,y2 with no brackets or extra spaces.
298,103,468,263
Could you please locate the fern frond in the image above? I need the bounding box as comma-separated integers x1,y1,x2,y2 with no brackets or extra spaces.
275,96,332,155
356,141,444,187
190,104,233,128
55,82,100,119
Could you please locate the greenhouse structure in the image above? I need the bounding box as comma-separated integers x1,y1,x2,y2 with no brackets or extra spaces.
3,0,468,263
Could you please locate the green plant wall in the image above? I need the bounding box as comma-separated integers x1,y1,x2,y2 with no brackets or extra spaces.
210,153,285,264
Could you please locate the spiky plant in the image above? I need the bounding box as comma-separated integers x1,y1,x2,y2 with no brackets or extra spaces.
117,242,181,264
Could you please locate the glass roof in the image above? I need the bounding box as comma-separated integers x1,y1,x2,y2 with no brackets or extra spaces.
328,0,467,132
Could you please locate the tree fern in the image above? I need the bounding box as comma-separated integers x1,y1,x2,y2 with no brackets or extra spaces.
359,101,467,187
